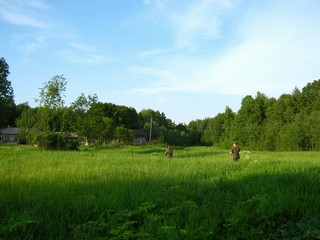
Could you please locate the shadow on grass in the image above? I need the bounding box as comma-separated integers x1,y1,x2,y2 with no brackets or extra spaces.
133,148,165,154
1,168,320,239
176,150,224,158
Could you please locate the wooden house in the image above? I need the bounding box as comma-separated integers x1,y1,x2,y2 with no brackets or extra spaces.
0,127,19,143
133,129,147,145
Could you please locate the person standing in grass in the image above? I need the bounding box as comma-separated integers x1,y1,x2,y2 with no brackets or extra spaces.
230,142,240,161
165,145,173,158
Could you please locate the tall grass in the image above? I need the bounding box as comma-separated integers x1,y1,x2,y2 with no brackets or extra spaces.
1,145,320,239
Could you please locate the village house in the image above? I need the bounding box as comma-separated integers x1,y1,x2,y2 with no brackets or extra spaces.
0,127,147,145
0,127,19,143
133,129,147,145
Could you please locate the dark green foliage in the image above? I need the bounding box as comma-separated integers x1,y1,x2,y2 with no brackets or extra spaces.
6,57,320,150
191,79,320,150
14,78,320,149
167,128,190,146
0,58,12,100
35,132,79,150
0,57,16,127
114,126,134,144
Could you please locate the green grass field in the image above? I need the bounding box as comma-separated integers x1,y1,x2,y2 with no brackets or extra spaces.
1,145,320,239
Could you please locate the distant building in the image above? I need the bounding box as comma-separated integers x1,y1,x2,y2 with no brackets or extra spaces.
0,127,19,143
133,129,147,145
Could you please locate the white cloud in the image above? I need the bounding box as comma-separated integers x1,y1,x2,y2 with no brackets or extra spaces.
133,0,320,99
28,0,51,9
203,1,320,96
0,0,107,65
130,61,208,96
0,0,51,28
144,0,235,48
0,7,47,28
22,35,47,55
169,0,222,48
57,50,105,65
0,0,54,60
137,47,176,59
57,43,106,65
69,43,94,52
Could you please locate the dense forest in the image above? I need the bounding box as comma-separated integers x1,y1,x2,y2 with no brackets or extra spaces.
1,57,320,151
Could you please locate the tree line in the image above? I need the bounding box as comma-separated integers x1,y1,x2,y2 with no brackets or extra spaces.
190,81,320,151
1,57,320,150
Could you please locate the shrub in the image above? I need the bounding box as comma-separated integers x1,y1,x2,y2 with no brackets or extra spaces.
35,132,79,150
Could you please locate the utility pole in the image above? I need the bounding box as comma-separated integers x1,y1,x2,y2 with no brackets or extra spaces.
149,116,152,142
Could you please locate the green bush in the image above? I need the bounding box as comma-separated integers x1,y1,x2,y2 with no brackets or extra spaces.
35,132,79,150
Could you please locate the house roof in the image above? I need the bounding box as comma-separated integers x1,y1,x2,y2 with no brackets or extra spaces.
133,129,147,138
1,127,19,135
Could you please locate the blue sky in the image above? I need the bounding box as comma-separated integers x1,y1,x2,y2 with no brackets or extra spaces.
1,0,320,124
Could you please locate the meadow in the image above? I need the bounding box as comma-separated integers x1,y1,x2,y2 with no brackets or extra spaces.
1,145,320,239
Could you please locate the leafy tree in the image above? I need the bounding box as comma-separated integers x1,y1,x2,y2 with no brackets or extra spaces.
143,120,160,142
299,80,320,114
83,102,115,144
112,105,140,129
201,123,214,146
113,126,134,144
209,114,225,147
254,92,268,125
61,107,77,133
15,102,30,121
234,95,256,148
276,116,307,151
274,94,296,124
188,119,209,145
71,93,98,112
0,57,15,127
291,86,302,113
293,111,312,150
167,129,189,146
221,106,236,147
35,107,56,132
139,109,174,143
234,93,269,149
0,58,12,98
69,93,99,141
139,109,173,129
31,74,68,137
306,111,320,150
167,123,190,146
18,75,70,148
16,107,38,144
36,74,67,109
262,97,278,150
